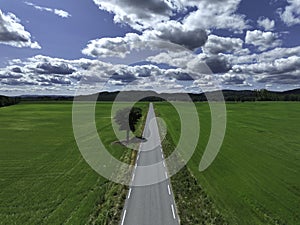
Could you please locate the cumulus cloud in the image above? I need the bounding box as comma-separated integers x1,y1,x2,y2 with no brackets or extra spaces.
278,0,300,26
92,0,248,32
226,46,300,65
82,33,139,58
84,0,249,62
25,2,71,18
92,0,172,30
202,35,248,55
147,51,196,69
239,56,300,75
1,48,300,94
0,10,41,48
205,56,232,74
1,79,37,86
220,73,250,86
257,17,275,31
0,55,213,94
36,63,76,75
229,55,300,85
245,30,282,51
157,23,208,50
148,42,300,89
182,0,249,32
256,74,300,84
11,67,22,73
82,24,208,58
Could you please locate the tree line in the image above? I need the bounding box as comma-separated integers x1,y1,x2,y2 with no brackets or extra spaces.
3,88,300,104
0,96,20,108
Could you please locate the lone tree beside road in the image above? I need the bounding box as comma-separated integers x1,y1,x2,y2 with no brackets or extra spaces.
114,107,142,143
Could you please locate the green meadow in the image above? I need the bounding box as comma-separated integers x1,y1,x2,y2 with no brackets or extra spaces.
0,102,147,225
155,102,300,224
1,102,299,224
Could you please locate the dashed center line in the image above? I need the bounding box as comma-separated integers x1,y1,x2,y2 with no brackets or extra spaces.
171,204,176,219
121,209,127,225
167,185,171,195
128,188,132,199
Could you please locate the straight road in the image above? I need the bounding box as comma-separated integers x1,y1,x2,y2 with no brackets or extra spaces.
120,103,180,225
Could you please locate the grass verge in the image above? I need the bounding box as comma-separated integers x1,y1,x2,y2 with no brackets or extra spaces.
162,131,227,224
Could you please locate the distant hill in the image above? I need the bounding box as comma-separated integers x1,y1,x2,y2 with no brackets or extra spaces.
282,89,300,95
18,89,300,102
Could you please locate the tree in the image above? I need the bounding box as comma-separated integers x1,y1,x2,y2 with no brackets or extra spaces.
0,96,20,107
114,107,142,143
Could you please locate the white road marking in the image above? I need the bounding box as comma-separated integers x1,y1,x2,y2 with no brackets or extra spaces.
137,154,139,161
121,210,127,225
167,185,171,195
165,171,168,179
162,154,164,159
163,161,166,168
171,204,176,219
132,172,135,182
128,188,132,199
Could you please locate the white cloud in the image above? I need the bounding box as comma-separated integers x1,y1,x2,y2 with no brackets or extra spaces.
202,35,249,55
85,0,249,60
182,0,249,32
237,55,300,75
1,55,216,94
220,73,250,86
257,17,275,31
0,10,41,48
92,0,248,32
226,46,300,65
25,2,71,18
227,54,300,85
245,30,282,51
2,47,300,94
147,52,195,69
278,0,300,26
82,34,134,58
82,32,171,58
82,23,208,58
92,0,173,30
54,9,71,18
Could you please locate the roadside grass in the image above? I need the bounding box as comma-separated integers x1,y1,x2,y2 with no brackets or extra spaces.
155,102,300,225
0,102,147,225
162,131,227,224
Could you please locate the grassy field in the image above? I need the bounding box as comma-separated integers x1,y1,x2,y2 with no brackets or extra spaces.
0,102,147,225
155,102,300,225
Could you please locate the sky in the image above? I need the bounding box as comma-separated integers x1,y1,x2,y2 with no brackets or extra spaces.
0,0,299,96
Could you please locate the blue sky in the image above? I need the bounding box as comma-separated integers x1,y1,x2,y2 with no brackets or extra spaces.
0,0,299,95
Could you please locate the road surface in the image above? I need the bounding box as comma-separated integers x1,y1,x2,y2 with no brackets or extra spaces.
120,103,180,225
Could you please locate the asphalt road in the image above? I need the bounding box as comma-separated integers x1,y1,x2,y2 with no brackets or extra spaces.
120,103,180,225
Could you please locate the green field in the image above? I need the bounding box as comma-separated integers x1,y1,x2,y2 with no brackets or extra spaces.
155,102,300,224
0,102,147,225
1,102,299,224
